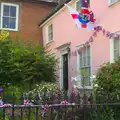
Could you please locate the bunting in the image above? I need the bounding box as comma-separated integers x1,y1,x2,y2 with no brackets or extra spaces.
69,26,120,57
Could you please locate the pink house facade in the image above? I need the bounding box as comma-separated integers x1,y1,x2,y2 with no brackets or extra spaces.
40,0,120,91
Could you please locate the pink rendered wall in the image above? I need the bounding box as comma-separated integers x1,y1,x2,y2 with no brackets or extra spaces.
42,0,120,89
91,0,120,72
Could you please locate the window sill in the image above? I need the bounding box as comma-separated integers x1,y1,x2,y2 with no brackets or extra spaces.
77,86,93,90
108,0,120,7
46,40,54,45
0,28,18,32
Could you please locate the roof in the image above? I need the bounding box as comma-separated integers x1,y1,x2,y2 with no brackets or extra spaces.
20,0,58,5
35,0,58,3
40,0,71,26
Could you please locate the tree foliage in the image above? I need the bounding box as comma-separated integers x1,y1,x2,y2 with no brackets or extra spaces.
93,57,120,94
0,33,58,89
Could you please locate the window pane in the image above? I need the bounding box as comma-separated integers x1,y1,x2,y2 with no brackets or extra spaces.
79,49,83,67
83,48,86,66
87,56,90,66
85,67,89,76
3,5,10,16
48,34,51,41
48,24,52,34
76,1,80,12
83,56,86,66
114,40,119,59
80,57,82,67
51,32,53,40
114,50,119,60
84,77,89,86
3,17,9,28
87,46,90,56
110,0,117,4
48,24,53,41
10,18,16,29
80,68,85,76
10,6,16,17
50,24,52,31
80,67,91,86
114,40,119,49
87,46,90,66
83,48,86,57
48,33,52,41
88,67,91,76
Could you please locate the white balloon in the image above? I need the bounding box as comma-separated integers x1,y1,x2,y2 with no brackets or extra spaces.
90,75,96,79
92,75,96,79
71,77,78,81
73,85,77,88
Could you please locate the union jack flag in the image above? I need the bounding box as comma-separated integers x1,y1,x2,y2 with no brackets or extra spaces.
41,104,49,117
60,100,70,104
4,104,12,107
65,3,97,30
89,10,96,23
24,99,30,105
81,0,96,28
81,0,89,15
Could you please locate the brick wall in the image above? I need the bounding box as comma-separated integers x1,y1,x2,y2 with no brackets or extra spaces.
1,0,56,45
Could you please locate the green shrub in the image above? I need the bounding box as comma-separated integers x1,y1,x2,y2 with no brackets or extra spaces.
93,57,120,94
0,36,58,88
89,107,114,120
3,86,22,104
92,57,120,119
25,82,62,104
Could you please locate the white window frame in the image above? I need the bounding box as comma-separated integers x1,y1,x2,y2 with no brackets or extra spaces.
77,44,92,89
0,3,19,31
109,0,118,5
110,38,114,63
46,22,53,43
110,33,120,63
74,0,90,11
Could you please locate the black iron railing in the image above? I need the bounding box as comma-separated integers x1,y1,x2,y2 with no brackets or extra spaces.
0,103,120,120
0,92,120,119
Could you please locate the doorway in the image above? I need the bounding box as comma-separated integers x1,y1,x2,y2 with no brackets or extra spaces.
62,53,68,91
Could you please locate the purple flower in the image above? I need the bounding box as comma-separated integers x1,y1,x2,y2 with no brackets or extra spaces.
0,88,3,92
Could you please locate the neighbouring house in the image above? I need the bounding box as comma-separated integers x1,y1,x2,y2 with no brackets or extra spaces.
40,0,120,92
0,0,58,44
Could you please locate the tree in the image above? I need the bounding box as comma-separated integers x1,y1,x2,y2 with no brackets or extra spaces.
0,33,58,89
